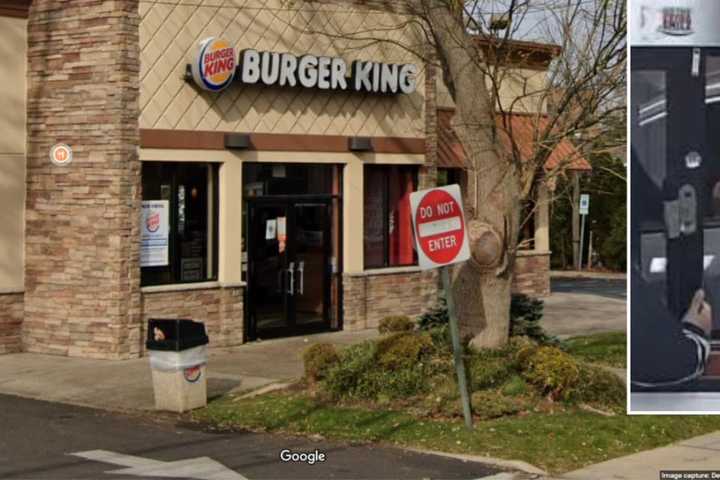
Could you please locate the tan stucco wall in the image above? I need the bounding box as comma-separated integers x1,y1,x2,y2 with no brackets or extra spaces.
0,16,26,291
139,148,425,277
139,0,426,138
436,66,549,113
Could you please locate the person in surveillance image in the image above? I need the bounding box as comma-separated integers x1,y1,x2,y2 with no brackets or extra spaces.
631,277,712,387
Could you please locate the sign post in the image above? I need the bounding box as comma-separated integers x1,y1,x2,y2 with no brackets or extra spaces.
410,184,473,429
578,194,590,270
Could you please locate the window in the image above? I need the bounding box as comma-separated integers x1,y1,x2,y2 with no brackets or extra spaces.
141,162,219,286
364,165,417,268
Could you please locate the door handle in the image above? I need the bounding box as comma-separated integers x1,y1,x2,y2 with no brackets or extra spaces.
297,261,305,295
287,262,295,295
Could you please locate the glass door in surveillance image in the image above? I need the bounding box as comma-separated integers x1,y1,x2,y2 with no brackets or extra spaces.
630,0,720,412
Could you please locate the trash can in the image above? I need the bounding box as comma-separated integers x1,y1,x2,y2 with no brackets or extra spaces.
146,319,209,412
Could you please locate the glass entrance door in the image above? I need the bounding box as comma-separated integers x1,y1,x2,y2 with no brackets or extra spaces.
246,199,332,339
632,47,708,318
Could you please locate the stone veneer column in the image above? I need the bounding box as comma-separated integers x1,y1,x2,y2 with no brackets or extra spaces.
24,0,142,359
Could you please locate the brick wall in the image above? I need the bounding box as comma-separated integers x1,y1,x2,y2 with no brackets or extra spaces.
141,287,244,353
512,251,551,297
24,0,142,359
0,293,23,354
343,270,438,330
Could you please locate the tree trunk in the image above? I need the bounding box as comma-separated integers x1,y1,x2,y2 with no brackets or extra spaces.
423,1,522,348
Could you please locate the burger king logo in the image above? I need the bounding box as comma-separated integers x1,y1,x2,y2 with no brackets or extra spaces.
146,211,161,233
191,37,236,92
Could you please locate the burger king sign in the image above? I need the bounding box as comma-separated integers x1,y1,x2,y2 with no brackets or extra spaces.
191,37,237,92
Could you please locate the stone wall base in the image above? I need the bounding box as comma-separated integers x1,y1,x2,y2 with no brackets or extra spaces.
141,286,244,354
343,269,438,330
512,251,551,297
0,292,23,354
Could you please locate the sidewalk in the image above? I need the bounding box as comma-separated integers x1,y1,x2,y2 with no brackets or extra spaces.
557,431,720,479
0,329,378,412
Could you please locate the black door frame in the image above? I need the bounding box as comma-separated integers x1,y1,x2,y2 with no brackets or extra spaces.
632,47,708,317
245,194,341,341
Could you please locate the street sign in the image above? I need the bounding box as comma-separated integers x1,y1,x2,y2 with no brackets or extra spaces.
409,184,473,429
579,194,590,215
410,184,470,270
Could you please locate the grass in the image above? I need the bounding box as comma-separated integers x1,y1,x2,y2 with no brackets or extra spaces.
563,331,626,368
193,392,720,474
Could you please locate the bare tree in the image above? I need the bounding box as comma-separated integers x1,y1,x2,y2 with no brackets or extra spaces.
287,0,626,347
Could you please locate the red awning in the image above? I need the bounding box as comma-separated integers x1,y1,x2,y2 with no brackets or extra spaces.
437,108,591,172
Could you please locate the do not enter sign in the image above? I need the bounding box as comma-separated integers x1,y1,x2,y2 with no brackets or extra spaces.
410,184,470,270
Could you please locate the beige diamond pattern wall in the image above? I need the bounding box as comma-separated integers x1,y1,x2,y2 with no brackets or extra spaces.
139,0,426,138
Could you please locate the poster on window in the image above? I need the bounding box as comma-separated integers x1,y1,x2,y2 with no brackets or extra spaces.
141,200,169,267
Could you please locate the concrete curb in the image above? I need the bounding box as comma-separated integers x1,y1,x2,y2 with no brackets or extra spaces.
550,270,626,280
234,382,295,399
403,447,548,476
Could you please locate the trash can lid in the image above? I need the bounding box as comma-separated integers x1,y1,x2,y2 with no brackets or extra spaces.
146,319,209,351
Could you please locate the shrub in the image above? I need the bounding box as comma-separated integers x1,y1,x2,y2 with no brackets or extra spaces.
417,295,449,331
376,332,434,370
567,364,625,409
302,343,339,382
417,293,554,345
521,346,580,400
470,390,531,419
378,315,415,334
507,336,539,367
322,341,377,398
322,339,435,401
467,349,515,390
501,374,530,397
362,365,429,400
510,294,556,344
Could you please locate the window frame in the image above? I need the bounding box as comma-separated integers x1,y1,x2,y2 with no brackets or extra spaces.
140,162,220,287
363,165,418,270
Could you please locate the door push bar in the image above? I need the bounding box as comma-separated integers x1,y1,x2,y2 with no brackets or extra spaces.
297,261,305,295
287,262,295,295
282,261,306,296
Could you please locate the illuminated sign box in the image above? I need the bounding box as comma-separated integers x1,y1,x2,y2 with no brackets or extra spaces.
189,37,418,95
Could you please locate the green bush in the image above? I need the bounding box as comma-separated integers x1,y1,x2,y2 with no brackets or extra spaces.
378,315,415,334
322,339,435,401
302,343,340,382
467,349,515,390
417,295,449,331
521,346,580,400
322,342,378,399
417,293,554,345
376,332,434,370
567,364,625,409
470,390,531,419
507,336,539,367
501,375,530,397
510,294,556,344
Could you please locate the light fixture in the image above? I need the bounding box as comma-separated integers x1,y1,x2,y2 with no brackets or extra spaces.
349,137,373,152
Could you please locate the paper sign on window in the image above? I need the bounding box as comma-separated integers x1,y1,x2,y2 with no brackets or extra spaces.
265,219,277,240
141,201,169,267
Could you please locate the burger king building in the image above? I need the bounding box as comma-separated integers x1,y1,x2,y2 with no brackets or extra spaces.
0,0,589,359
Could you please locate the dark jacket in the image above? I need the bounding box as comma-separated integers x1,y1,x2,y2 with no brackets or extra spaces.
631,265,710,387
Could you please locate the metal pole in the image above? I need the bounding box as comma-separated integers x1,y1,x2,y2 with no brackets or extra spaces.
578,214,586,271
587,231,593,270
441,265,473,429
